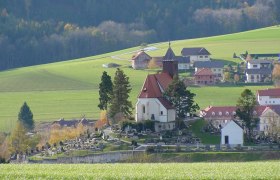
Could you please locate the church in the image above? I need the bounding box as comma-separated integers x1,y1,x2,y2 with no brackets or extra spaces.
135,46,178,132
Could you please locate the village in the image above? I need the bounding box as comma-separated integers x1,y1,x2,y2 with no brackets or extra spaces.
7,43,280,164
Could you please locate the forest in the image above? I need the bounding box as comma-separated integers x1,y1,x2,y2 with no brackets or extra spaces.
0,0,279,70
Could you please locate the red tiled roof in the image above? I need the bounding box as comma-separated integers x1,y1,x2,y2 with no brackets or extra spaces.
261,105,280,116
257,88,280,96
157,97,174,109
194,68,214,76
201,105,269,118
138,72,173,98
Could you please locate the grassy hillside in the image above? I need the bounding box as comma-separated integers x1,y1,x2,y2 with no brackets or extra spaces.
0,26,279,132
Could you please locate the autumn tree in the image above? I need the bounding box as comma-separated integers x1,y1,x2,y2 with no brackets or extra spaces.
9,121,30,154
18,102,34,131
98,71,113,110
109,68,133,121
272,63,280,87
234,74,240,83
235,89,258,142
164,76,199,118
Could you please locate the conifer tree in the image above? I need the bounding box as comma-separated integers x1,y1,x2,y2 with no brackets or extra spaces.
164,76,199,118
109,68,133,120
98,71,113,110
18,102,34,131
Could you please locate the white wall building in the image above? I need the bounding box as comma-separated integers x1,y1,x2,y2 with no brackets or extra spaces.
181,47,211,64
257,88,280,105
221,120,243,146
135,46,178,132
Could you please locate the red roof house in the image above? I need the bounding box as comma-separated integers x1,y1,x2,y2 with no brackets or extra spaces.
194,68,215,85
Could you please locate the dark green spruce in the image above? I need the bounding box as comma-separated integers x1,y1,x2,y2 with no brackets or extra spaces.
109,68,133,120
98,71,113,110
18,102,34,131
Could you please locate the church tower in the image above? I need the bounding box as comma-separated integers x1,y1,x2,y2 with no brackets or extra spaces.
162,42,178,78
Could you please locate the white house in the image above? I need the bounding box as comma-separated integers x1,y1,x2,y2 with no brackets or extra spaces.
245,59,272,83
257,88,280,105
221,120,243,146
135,46,177,132
181,47,211,64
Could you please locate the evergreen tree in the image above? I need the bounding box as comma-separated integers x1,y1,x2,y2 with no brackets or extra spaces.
164,76,199,118
18,102,34,131
235,89,258,141
109,68,133,120
98,71,113,110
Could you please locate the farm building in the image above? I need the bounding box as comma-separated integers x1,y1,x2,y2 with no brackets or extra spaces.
131,50,152,69
221,120,243,146
135,47,177,132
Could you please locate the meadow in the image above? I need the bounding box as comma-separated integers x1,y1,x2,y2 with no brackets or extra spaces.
1,162,280,179
0,26,279,132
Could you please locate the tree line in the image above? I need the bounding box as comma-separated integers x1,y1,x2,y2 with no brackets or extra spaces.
0,0,280,70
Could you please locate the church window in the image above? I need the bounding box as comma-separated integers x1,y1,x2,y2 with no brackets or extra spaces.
142,106,145,113
160,111,163,115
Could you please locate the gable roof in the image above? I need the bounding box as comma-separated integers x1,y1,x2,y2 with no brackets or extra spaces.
194,61,224,68
194,68,214,76
132,51,151,60
181,47,211,56
248,59,272,65
245,68,272,75
138,72,173,98
257,88,280,96
263,105,280,116
222,120,243,130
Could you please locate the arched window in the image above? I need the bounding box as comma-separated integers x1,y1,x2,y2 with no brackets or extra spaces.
142,105,145,113
219,112,222,116
225,111,229,116
212,112,215,116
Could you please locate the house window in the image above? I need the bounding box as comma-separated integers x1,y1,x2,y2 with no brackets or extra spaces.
199,56,203,58
251,75,254,79
205,56,208,58
253,65,258,68
213,69,216,72
160,111,163,115
151,114,155,120
212,112,215,116
142,106,145,113
219,112,222,116
226,112,229,116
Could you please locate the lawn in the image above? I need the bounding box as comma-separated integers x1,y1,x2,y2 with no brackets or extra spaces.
0,26,279,132
189,119,220,144
1,162,280,179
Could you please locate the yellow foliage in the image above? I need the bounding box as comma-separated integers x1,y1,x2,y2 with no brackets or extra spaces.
95,110,108,129
48,124,86,145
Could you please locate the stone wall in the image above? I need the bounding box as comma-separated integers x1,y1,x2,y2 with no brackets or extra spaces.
29,151,144,164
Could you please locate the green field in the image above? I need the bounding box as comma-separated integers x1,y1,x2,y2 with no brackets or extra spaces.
0,26,279,132
1,162,280,179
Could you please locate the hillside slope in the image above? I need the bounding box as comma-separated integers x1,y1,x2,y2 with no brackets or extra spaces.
0,26,279,132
